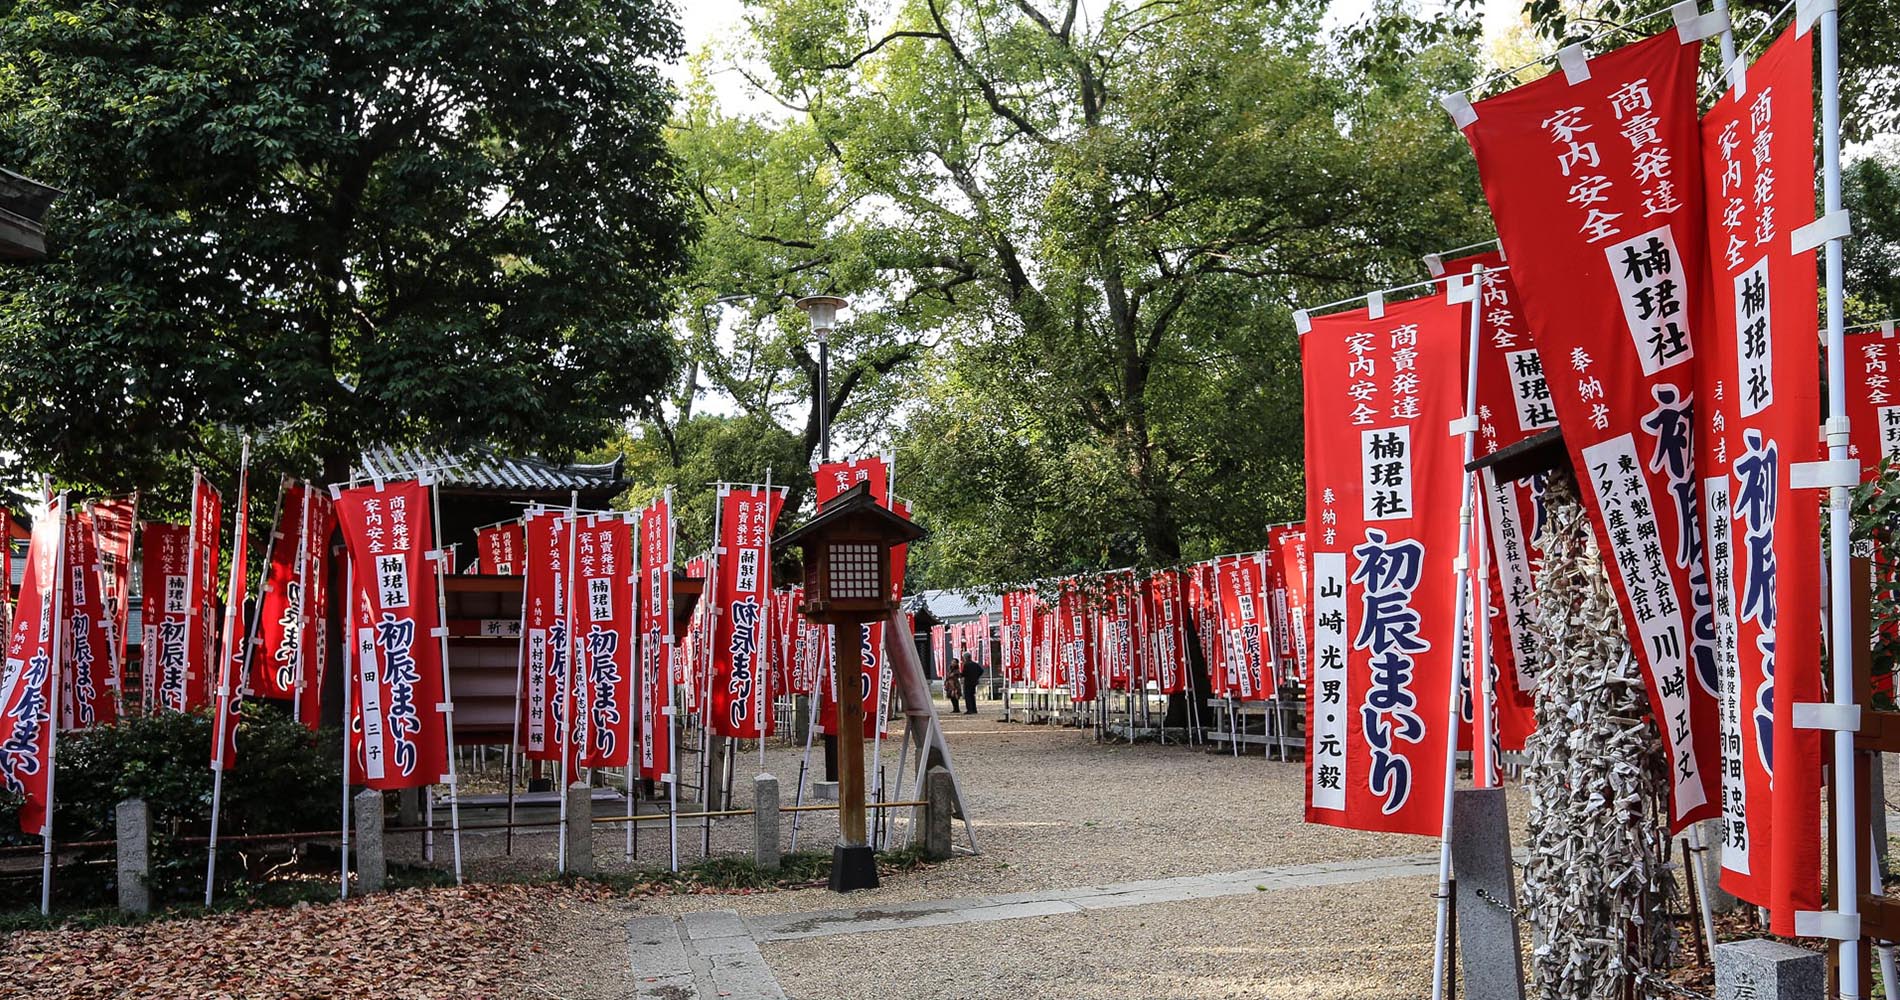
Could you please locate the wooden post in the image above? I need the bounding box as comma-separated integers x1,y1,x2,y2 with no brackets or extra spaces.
836,623,868,846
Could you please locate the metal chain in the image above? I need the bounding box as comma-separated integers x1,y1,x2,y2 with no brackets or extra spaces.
1474,886,1527,920
1632,971,1714,1000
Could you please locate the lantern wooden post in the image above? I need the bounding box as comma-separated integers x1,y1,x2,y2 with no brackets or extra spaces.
773,481,926,892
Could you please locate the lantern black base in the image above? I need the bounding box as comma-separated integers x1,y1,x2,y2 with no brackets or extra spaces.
829,844,880,892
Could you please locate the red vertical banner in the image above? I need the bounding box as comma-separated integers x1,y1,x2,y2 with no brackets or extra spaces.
1055,584,1095,703
931,624,947,679
1695,25,1822,930
1846,325,1900,474
815,457,890,506
1271,528,1311,685
60,510,116,729
1145,571,1187,694
574,514,635,768
1215,555,1269,699
138,522,190,714
255,481,334,724
1189,563,1226,697
977,611,991,670
1102,574,1133,691
2,500,67,833
334,480,448,790
710,486,786,740
817,621,886,737
1457,30,1721,831
89,497,136,684
211,463,252,769
637,495,673,783
1439,251,1548,756
519,509,570,763
1301,291,1467,835
476,522,523,575
172,475,222,715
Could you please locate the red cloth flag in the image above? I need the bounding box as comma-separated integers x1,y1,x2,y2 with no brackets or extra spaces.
710,487,786,739
1188,562,1226,697
1215,554,1270,699
519,509,571,763
931,624,947,679
1270,527,1311,685
1438,251,1547,757
60,510,116,729
815,457,890,506
1056,583,1097,702
89,497,136,683
574,514,636,767
254,482,334,728
152,474,222,715
2,501,68,833
1846,325,1900,473
477,522,524,575
333,480,449,790
1144,571,1188,694
1456,30,1721,830
817,621,886,737
138,523,188,713
1695,25,1823,930
1301,291,1467,836
211,463,252,770
637,495,673,782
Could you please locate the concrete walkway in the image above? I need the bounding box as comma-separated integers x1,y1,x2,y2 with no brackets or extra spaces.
627,851,1440,999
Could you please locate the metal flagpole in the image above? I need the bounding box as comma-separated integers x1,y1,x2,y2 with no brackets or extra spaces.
558,491,578,873
665,488,681,871
426,476,466,883
1429,265,1485,1000
1806,2,1864,988
760,471,774,772
340,548,355,900
506,508,533,857
789,627,830,853
700,492,724,858
39,493,70,916
1473,475,1497,789
205,438,252,905
626,512,639,864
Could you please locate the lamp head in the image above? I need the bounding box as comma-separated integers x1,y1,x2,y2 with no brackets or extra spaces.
795,295,850,337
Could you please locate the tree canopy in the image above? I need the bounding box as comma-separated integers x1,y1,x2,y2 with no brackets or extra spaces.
0,0,694,499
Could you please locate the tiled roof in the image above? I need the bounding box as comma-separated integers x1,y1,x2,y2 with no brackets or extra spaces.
355,446,625,493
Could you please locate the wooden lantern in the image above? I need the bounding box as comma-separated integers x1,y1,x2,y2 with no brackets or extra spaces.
772,480,926,890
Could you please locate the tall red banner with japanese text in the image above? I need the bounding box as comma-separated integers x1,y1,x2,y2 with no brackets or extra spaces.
1056,584,1097,702
1215,555,1269,699
520,509,571,763
254,482,334,728
334,480,448,790
710,487,786,740
1457,30,1720,830
1301,292,1466,835
139,523,189,713
1695,25,1821,930
211,465,252,769
931,624,947,679
61,510,116,729
1439,252,1547,758
1144,571,1187,694
637,496,672,782
575,514,635,767
1271,528,1311,685
814,460,890,738
90,497,136,683
477,523,523,575
2,501,66,833
1847,326,1900,475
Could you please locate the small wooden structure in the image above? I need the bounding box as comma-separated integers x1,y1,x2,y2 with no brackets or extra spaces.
775,481,926,891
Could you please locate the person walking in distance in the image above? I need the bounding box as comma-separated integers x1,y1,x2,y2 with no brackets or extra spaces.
960,654,983,716
945,655,962,713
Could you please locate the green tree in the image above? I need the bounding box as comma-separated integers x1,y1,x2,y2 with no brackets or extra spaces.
724,0,1490,585
1844,149,1900,322
0,0,693,497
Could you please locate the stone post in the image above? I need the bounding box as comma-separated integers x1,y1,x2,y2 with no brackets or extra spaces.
754,774,781,871
353,788,386,893
923,766,953,861
115,799,150,915
1715,938,1824,1000
565,781,594,876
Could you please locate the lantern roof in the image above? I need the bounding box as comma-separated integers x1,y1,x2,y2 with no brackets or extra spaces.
774,480,926,553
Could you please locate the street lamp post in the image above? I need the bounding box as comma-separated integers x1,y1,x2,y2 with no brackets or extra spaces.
796,295,849,464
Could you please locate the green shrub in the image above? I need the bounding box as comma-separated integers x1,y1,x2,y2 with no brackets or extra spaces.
0,704,342,909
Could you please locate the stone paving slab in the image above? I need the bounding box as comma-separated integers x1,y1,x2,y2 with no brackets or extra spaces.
745,851,1442,942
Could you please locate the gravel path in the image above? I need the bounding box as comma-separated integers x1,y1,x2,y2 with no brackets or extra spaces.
519,698,1509,998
